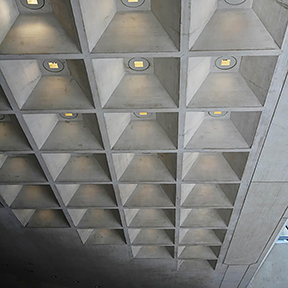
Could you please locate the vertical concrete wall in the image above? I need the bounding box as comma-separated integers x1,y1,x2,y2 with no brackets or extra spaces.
0,60,41,108
67,60,93,103
0,0,19,44
189,0,217,49
253,0,288,48
239,56,278,106
154,58,180,106
79,0,116,51
51,0,81,51
93,59,125,107
151,0,181,50
186,57,211,105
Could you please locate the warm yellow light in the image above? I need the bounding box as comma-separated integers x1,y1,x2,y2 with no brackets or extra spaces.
128,0,139,2
139,112,148,116
27,0,38,4
221,59,231,66
134,61,144,68
213,111,223,115
49,62,59,69
65,113,73,117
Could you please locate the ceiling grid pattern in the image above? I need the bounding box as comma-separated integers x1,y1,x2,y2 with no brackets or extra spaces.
0,0,288,287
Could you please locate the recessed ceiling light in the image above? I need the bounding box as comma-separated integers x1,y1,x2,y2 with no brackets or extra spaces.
128,58,150,71
215,56,237,70
224,0,246,5
43,59,64,73
134,112,152,118
59,113,78,120
20,0,45,9
0,114,5,121
121,0,145,8
209,111,228,118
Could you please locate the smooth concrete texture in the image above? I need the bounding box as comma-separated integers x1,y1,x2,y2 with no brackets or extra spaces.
190,0,280,51
0,0,80,54
69,209,122,228
180,209,232,229
0,0,287,287
57,184,117,208
24,114,104,151
1,59,94,111
0,115,31,151
0,185,59,209
80,229,126,245
187,56,277,108
0,155,47,183
81,0,181,53
93,57,179,109
0,86,11,111
184,112,260,149
248,244,288,288
254,77,288,181
181,184,237,208
105,112,178,150
179,229,226,246
124,209,175,228
119,184,175,208
128,229,174,245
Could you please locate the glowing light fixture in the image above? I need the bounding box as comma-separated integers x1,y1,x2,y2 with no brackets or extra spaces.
43,59,64,73
129,58,150,71
225,0,246,5
20,0,45,9
215,56,237,70
134,112,152,118
121,0,145,7
209,111,228,118
59,113,78,120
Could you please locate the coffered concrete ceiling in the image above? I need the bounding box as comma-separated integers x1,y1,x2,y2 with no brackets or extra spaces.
0,0,288,287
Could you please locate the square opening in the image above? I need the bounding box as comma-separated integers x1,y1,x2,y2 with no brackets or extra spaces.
113,153,177,182
69,209,122,228
93,58,179,109
78,229,126,245
119,184,176,207
181,184,239,208
57,184,117,208
0,185,59,209
131,246,174,259
0,114,31,151
23,113,103,151
124,209,175,228
42,153,111,182
128,229,174,245
190,0,288,51
0,86,11,111
0,155,46,183
12,209,69,228
0,59,94,111
80,0,181,53
187,56,278,108
0,0,81,54
105,112,178,150
184,111,261,149
183,152,249,182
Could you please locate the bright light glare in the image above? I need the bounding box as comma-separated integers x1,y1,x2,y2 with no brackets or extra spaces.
49,62,59,69
27,0,38,4
139,112,148,116
221,59,231,66
128,0,139,2
134,61,144,68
